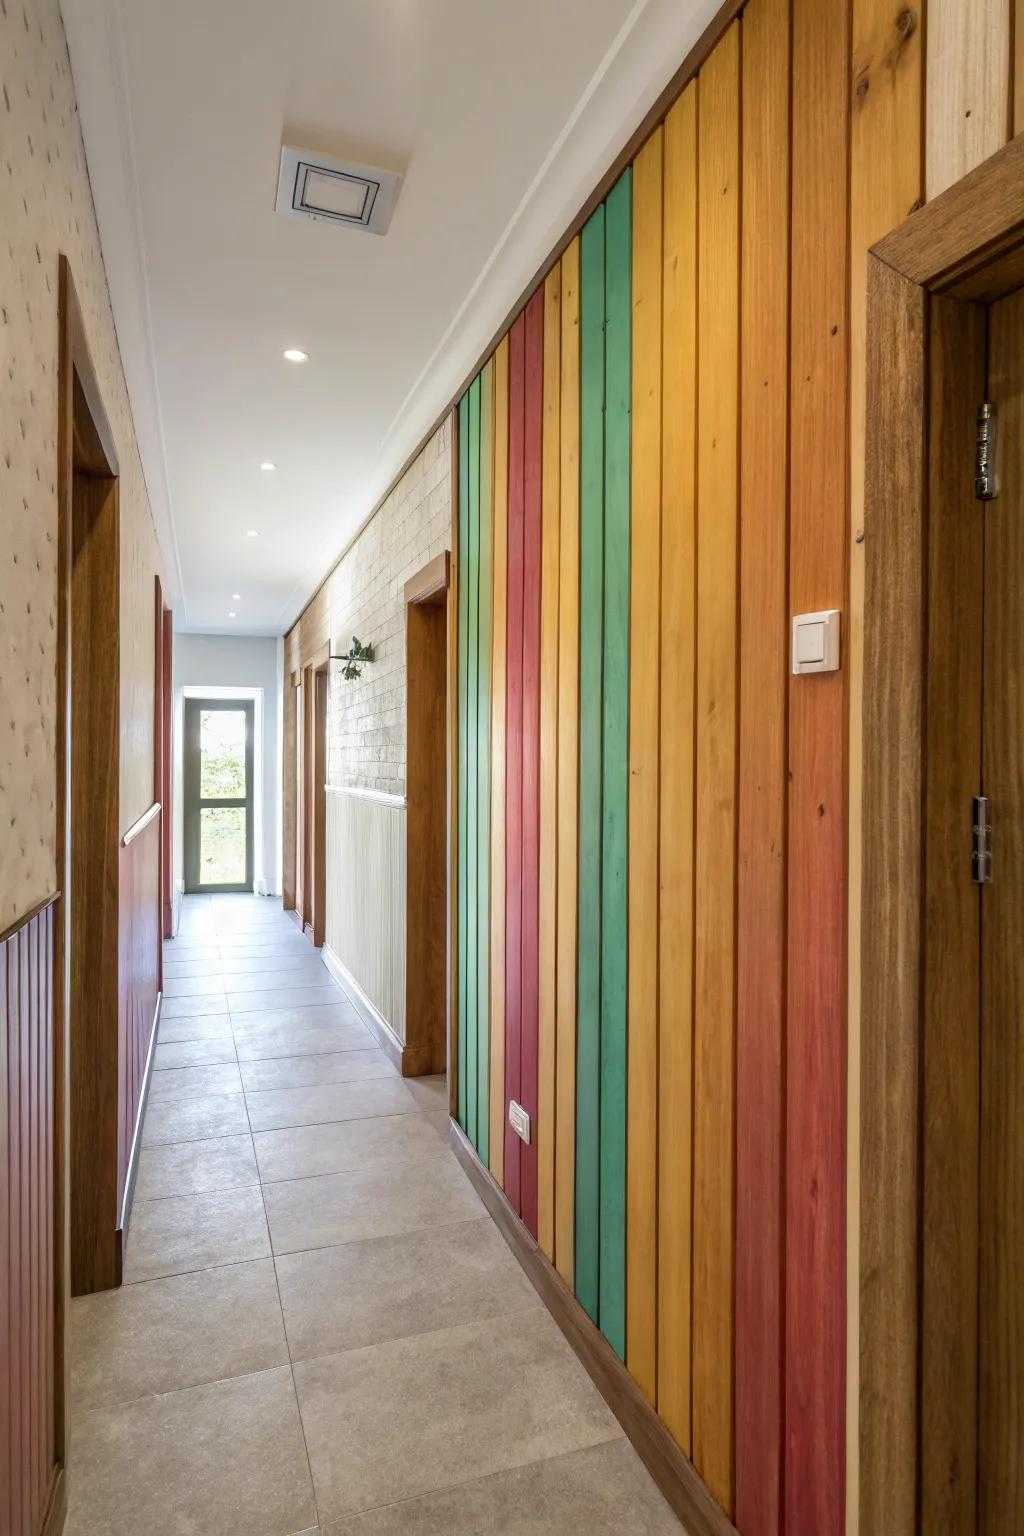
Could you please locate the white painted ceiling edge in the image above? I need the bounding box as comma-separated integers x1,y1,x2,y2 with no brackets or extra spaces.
61,0,721,632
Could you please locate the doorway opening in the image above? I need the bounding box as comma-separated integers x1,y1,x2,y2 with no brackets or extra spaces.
301,651,329,946
183,697,255,893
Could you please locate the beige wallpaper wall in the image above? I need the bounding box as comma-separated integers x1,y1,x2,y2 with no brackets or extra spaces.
0,0,164,929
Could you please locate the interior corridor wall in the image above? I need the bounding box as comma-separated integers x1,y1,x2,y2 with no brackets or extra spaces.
452,2,1024,1534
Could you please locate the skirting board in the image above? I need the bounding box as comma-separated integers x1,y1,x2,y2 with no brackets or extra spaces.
116,989,161,1278
322,943,432,1077
449,1120,739,1536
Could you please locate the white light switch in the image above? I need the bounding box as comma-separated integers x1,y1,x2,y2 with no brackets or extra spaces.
792,609,841,675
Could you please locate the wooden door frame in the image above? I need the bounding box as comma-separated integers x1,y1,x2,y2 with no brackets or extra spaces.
309,646,330,947
860,132,1024,1532
182,697,256,893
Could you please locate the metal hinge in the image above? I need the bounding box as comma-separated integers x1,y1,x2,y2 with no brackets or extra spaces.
972,795,992,884
976,404,998,500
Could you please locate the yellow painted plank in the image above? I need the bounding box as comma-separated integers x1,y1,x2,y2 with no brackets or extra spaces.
692,24,740,1513
627,125,663,1406
537,267,562,1261
489,335,510,1184
657,81,697,1455
848,3,923,1525
555,237,581,1288
926,0,1011,197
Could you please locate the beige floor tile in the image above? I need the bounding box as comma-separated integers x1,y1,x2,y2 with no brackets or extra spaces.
276,1218,538,1361
162,991,230,1018
65,1366,316,1536
234,1023,372,1063
253,1112,450,1184
263,1154,485,1254
135,1133,259,1201
71,1259,287,1410
293,1309,620,1522
228,984,342,1014
123,1186,270,1283
219,945,315,964
149,1062,245,1102
322,1440,684,1534
163,958,224,978
157,1012,233,1044
403,1075,448,1112
164,973,236,997
142,1092,249,1147
231,1002,364,1033
246,1077,419,1133
240,1050,396,1093
226,964,332,992
154,1036,237,1069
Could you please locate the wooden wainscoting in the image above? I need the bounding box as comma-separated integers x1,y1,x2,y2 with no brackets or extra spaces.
0,895,64,1536
117,805,162,1245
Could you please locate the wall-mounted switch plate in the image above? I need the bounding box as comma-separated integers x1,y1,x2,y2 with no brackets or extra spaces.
791,608,841,675
508,1100,531,1145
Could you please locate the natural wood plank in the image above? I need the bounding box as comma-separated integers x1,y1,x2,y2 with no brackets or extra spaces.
477,360,494,1160
859,254,926,1536
980,285,1024,1533
734,0,790,1528
504,315,526,1211
847,6,923,1524
466,377,481,1147
537,267,561,1262
657,81,698,1457
555,238,581,1289
919,297,984,1536
490,338,510,1183
692,26,739,1511
599,168,632,1363
926,0,1012,199
1017,0,1024,133
576,204,606,1324
627,127,662,1406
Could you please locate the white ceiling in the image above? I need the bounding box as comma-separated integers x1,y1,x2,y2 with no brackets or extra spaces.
62,0,718,635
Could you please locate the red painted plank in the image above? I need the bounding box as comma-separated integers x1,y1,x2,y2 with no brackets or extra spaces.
519,287,545,1239
504,312,526,1210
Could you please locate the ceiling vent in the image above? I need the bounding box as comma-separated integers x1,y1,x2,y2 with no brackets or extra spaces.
276,146,402,236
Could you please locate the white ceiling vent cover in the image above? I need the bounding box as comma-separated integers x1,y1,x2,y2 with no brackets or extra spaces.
276,146,402,236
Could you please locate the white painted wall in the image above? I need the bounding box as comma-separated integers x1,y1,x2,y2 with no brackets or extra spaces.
172,633,282,897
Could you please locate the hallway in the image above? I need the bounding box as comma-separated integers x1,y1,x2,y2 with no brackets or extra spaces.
65,896,681,1534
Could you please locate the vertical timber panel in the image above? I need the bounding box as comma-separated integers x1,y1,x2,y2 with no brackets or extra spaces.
555,238,581,1288
576,205,606,1324
490,338,510,1183
692,24,739,1512
520,289,545,1240
538,268,561,1261
627,127,662,1404
505,316,526,1212
925,0,1012,198
600,168,632,1362
477,360,494,1162
466,377,481,1147
735,0,790,1529
457,394,470,1129
787,0,849,1529
657,81,698,1455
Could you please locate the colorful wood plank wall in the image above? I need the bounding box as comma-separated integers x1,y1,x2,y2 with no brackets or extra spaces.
453,0,1014,1531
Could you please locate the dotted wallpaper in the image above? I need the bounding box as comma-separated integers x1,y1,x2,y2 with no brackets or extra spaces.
0,0,164,930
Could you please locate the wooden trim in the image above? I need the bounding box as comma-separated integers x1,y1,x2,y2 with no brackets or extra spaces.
0,892,60,949
122,802,160,847
322,944,433,1077
449,1121,738,1536
285,0,747,647
404,550,450,606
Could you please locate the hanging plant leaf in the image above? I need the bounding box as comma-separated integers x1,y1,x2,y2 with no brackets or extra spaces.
341,636,374,681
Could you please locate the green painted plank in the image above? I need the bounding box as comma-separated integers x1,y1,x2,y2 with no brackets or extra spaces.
599,168,631,1360
575,204,606,1325
477,359,494,1162
457,392,470,1130
466,376,482,1147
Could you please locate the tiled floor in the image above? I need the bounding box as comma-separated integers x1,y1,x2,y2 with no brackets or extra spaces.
67,895,684,1535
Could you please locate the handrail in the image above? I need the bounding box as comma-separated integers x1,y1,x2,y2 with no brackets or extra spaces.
122,802,161,847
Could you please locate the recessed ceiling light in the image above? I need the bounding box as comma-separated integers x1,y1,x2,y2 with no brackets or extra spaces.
283,348,308,363
228,611,237,619
246,529,258,538
232,592,241,600
260,461,276,472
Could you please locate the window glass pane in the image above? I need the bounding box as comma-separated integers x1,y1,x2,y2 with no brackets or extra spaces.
200,806,246,886
200,709,246,799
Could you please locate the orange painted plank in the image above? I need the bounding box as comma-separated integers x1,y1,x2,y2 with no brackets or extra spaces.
554,237,581,1288
537,267,561,1261
489,336,509,1184
657,80,698,1455
626,124,663,1406
692,24,740,1512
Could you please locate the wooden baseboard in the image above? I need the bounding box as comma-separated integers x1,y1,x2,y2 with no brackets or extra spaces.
322,943,433,1077
40,1464,66,1536
449,1121,738,1536
116,989,161,1279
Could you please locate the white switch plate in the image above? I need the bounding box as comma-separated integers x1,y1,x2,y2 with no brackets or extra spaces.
508,1100,531,1145
791,608,841,675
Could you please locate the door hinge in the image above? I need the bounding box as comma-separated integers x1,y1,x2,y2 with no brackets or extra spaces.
972,795,992,884
975,403,998,500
